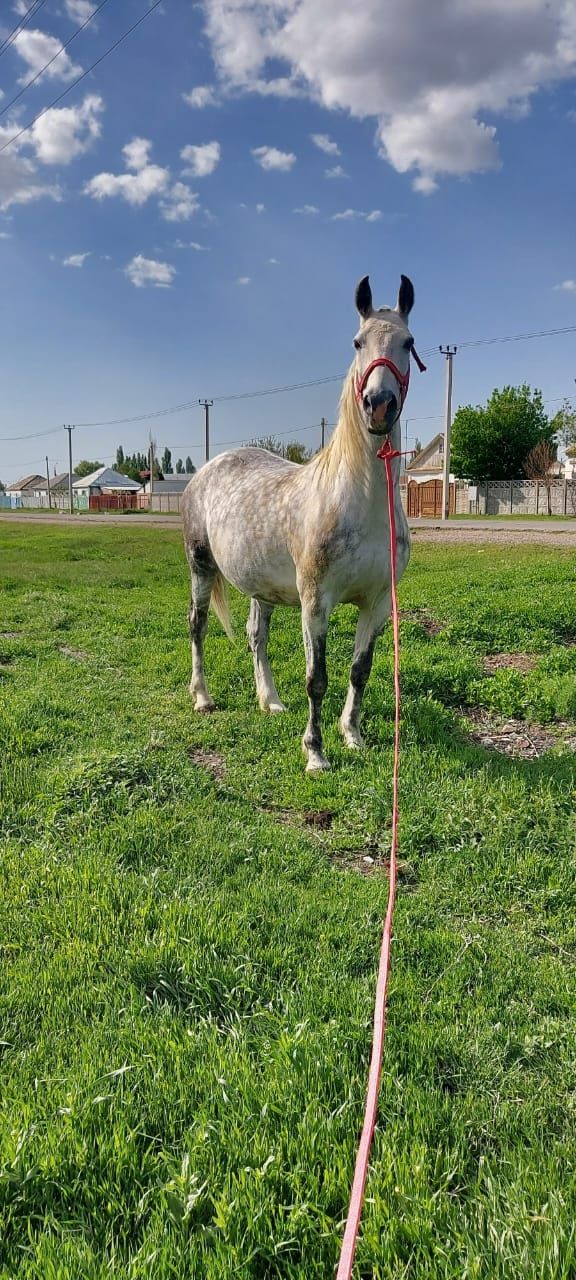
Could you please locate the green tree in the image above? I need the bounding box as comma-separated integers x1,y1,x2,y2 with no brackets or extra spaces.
550,399,576,455
285,441,311,464
161,447,173,474
0,480,5,493
74,460,103,478
116,445,125,469
451,385,554,482
175,458,184,474
247,435,310,462
185,456,195,474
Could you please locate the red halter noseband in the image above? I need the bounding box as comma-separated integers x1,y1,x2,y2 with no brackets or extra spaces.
355,346,427,416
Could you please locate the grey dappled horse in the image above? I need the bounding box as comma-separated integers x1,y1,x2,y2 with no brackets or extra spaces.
182,274,418,771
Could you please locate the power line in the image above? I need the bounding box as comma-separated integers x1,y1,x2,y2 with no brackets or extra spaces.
0,0,113,121
1,337,574,446
0,0,50,61
67,323,576,431
0,0,166,156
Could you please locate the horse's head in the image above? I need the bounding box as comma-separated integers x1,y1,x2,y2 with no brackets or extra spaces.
353,274,415,435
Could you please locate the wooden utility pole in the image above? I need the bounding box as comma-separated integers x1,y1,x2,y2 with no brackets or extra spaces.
64,425,74,514
199,399,213,462
439,346,457,520
45,455,52,510
320,416,326,449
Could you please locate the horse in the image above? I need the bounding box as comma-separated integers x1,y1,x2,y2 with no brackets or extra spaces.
182,273,421,772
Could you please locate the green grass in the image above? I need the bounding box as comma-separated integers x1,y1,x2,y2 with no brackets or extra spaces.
1,526,576,1279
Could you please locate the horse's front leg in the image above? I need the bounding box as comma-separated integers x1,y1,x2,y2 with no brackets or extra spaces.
340,593,391,749
300,593,331,773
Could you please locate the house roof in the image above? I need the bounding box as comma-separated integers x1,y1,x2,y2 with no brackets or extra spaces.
145,474,193,493
6,473,46,492
406,432,444,473
35,472,69,491
72,466,142,491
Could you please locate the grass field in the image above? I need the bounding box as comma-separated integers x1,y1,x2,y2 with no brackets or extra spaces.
1,525,576,1279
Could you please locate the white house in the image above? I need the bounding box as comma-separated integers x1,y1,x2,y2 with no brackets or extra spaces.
72,466,142,498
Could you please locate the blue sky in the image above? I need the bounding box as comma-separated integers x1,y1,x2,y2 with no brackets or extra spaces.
1,0,575,481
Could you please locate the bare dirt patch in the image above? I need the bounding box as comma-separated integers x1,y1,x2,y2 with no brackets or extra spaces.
59,645,88,662
483,653,539,675
188,747,226,780
0,632,19,640
464,709,575,759
413,527,576,547
303,810,334,830
401,607,443,636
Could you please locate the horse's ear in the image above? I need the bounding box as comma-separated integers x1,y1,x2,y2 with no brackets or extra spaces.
355,275,373,320
396,274,414,319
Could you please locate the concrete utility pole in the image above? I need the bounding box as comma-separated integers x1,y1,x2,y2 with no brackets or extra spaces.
320,416,326,449
199,399,213,463
149,436,155,508
45,455,52,510
439,346,457,520
64,425,74,514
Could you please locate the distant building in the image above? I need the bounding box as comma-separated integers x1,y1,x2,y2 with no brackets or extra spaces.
72,466,143,498
6,473,46,497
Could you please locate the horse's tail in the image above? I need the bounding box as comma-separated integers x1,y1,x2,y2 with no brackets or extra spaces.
210,570,234,640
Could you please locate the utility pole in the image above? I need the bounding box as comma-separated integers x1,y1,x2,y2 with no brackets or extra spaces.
64,424,74,514
199,399,213,463
45,455,52,510
149,435,155,509
320,416,326,449
439,346,457,520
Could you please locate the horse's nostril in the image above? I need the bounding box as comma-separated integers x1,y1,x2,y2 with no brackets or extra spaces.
363,394,372,413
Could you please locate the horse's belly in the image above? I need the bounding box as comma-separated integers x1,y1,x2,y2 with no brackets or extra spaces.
211,537,299,605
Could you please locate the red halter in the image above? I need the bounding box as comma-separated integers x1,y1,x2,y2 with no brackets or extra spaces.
355,346,427,414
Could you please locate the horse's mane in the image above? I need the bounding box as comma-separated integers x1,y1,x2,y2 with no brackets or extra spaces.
313,363,371,487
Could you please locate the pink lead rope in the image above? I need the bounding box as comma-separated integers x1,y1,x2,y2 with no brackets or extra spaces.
335,437,405,1280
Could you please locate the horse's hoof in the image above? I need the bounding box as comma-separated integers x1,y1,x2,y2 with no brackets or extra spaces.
267,701,286,714
195,697,216,713
305,754,331,774
340,717,365,750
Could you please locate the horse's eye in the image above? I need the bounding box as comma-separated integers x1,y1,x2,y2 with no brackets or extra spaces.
353,338,362,351
404,338,414,351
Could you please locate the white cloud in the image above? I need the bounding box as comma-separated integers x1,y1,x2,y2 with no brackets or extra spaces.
173,239,210,250
252,145,296,171
201,0,576,189
160,182,200,222
294,204,319,214
236,276,251,285
125,254,176,288
29,94,103,163
554,279,576,292
63,0,97,19
256,202,266,213
267,257,279,264
325,164,348,178
13,28,82,84
85,136,168,206
180,141,221,177
0,95,101,210
332,207,382,221
183,85,218,108
122,137,152,171
0,231,11,239
63,252,90,266
311,132,340,155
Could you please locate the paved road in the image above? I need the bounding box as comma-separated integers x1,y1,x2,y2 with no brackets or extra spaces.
1,511,576,543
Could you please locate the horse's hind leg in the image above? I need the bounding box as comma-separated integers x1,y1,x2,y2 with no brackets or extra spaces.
188,562,217,712
247,598,286,713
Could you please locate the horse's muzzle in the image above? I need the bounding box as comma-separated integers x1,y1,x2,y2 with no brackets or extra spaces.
364,389,398,434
